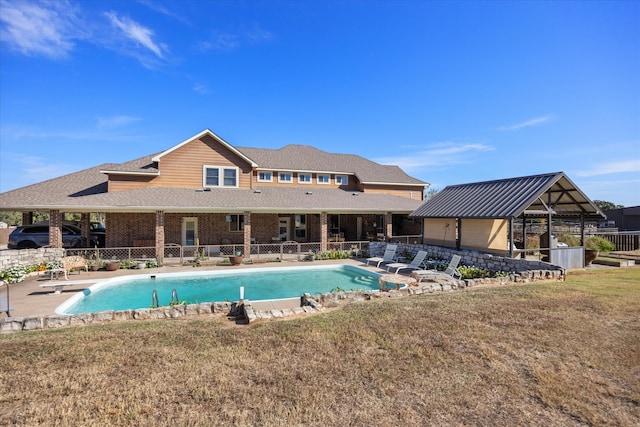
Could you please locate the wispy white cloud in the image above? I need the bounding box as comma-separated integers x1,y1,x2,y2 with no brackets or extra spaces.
105,11,168,59
193,83,211,95
574,159,640,177
0,0,80,58
374,142,495,172
0,151,75,191
97,115,142,129
497,115,553,131
196,25,274,52
137,0,191,26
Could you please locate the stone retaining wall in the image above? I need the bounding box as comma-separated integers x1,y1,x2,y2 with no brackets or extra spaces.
0,247,65,271
370,242,566,277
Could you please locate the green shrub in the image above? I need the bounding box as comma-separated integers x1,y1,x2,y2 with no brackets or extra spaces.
585,236,615,253
557,233,580,247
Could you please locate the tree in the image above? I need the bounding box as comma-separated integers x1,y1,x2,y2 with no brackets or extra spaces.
593,200,624,212
424,187,440,200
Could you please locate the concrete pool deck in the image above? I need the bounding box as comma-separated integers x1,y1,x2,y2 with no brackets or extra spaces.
1,258,386,318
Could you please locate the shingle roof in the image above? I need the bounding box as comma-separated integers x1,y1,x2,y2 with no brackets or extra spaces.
237,145,426,185
0,164,422,213
410,172,605,219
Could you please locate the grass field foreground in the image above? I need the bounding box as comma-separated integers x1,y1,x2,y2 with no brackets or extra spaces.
1,268,639,426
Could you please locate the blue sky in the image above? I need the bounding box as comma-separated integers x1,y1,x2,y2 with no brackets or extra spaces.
1,0,639,207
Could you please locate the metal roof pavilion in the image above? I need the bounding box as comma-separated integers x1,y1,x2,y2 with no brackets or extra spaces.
410,172,605,220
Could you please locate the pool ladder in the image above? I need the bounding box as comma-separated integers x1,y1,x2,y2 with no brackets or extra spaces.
151,289,180,308
170,289,180,305
151,290,159,308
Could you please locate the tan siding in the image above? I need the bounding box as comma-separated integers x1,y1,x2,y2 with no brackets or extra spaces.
460,219,508,253
108,175,155,192
423,218,457,247
253,171,360,190
363,184,424,200
151,134,252,189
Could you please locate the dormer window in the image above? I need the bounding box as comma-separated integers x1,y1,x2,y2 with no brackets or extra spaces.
204,165,238,188
258,171,272,182
317,174,330,184
335,175,349,186
278,172,293,183
298,173,312,184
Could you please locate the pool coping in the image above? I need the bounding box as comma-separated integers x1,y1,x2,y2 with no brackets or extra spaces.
1,259,383,319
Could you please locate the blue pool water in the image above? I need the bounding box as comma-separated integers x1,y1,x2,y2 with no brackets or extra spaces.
57,265,380,315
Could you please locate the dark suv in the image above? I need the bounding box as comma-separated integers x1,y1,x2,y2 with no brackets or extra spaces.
7,224,100,249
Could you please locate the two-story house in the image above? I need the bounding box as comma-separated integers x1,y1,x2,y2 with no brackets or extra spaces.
0,129,428,260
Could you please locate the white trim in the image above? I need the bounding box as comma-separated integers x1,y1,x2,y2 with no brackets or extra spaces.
317,174,331,185
278,172,293,183
100,170,159,176
298,173,312,184
257,171,273,182
203,165,239,188
152,129,258,167
335,175,349,186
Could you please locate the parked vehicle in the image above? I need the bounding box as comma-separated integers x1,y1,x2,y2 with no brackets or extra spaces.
7,224,100,249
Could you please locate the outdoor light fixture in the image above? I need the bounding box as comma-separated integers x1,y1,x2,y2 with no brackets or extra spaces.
225,215,232,222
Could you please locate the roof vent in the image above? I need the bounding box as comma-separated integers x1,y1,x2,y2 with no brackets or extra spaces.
352,192,359,196
306,191,313,195
254,189,262,193
203,188,211,192
196,189,204,192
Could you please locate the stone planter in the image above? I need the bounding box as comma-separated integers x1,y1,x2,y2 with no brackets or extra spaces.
105,261,120,271
229,255,243,265
584,250,599,266
90,264,100,272
137,262,146,269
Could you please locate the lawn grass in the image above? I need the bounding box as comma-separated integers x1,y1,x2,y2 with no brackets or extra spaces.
1,267,639,426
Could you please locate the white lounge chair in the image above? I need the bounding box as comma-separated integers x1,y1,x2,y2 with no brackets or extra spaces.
411,254,462,282
366,244,398,268
385,250,429,274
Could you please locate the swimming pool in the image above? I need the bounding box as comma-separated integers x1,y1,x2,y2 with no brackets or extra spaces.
57,265,381,315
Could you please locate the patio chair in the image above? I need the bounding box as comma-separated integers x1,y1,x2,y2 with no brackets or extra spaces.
365,244,398,268
411,254,462,283
385,250,429,274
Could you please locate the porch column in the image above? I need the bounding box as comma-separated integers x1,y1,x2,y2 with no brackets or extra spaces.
80,213,91,247
49,209,63,248
22,212,33,225
243,211,251,259
385,212,393,240
155,210,165,265
320,212,328,252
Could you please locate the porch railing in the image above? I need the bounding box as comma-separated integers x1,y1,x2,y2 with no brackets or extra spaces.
65,240,374,265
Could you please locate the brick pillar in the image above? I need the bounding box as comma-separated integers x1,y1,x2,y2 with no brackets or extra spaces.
49,210,63,248
155,210,165,265
243,211,251,258
320,212,328,252
385,212,393,241
80,213,91,247
22,212,33,225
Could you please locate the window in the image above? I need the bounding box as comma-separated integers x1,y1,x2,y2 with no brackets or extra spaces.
295,214,306,239
258,171,272,182
203,166,238,188
335,175,349,185
298,173,312,184
278,172,293,183
317,174,330,184
229,214,244,232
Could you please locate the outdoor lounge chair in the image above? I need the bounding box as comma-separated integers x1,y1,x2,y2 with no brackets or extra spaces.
385,250,429,274
366,244,398,268
410,254,462,283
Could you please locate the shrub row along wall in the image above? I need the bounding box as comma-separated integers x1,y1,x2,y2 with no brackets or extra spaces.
0,247,65,271
370,242,566,277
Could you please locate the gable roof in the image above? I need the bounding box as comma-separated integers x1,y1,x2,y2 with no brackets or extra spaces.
410,172,605,219
151,129,258,167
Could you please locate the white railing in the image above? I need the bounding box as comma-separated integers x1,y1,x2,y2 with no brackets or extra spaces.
66,241,373,265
